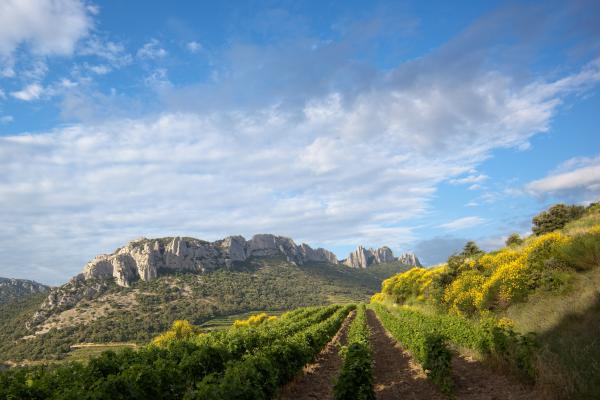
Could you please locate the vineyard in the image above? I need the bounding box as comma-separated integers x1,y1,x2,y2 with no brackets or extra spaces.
0,302,540,400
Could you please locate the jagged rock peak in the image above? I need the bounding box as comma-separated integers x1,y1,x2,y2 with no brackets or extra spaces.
82,234,338,287
342,246,421,268
397,252,422,267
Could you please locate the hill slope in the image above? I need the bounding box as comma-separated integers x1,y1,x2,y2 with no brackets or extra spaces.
0,257,408,363
0,278,50,305
371,202,600,399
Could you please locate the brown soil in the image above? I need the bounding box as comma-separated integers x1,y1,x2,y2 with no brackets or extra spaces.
451,355,543,400
367,309,544,400
277,310,356,400
367,309,445,400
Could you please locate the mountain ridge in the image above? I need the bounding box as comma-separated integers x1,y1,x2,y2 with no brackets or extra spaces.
0,278,50,305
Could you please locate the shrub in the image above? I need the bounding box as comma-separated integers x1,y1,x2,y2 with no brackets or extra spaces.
532,204,585,236
559,226,600,271
506,233,524,247
232,313,277,328
443,270,485,316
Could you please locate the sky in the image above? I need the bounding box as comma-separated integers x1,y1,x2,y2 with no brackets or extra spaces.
0,0,599,285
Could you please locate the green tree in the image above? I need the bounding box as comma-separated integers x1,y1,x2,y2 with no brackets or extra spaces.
532,204,585,235
461,241,483,257
505,233,524,247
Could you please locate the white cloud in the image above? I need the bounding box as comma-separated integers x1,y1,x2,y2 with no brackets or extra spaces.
450,174,488,185
0,115,13,124
526,155,600,201
439,216,486,231
186,41,202,53
137,39,168,59
85,63,111,75
79,37,132,67
1,48,600,283
0,0,92,56
11,83,44,101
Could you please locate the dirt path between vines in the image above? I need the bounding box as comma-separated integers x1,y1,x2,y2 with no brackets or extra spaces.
277,310,356,400
367,309,445,400
367,309,543,400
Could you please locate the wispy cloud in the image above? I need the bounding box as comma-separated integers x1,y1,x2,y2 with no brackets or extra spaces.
526,154,600,202
137,39,168,59
11,83,44,101
450,174,489,185
439,216,487,231
186,41,202,53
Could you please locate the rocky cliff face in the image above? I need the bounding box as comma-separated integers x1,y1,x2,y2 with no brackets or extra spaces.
81,234,338,287
343,246,421,268
397,252,422,267
0,277,50,304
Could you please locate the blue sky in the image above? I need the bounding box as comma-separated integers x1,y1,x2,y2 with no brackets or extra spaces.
0,0,599,285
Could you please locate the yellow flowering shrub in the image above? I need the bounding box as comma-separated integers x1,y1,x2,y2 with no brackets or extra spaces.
152,319,196,347
443,270,485,316
370,292,386,303
525,231,570,269
381,266,445,304
478,249,520,273
232,313,276,328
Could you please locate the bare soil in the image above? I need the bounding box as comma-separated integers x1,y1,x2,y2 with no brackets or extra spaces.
277,310,356,400
367,309,445,400
367,309,544,400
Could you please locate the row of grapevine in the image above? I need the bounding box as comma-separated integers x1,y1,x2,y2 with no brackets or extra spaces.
333,304,375,400
0,305,352,399
370,303,454,395
187,304,355,399
372,302,537,381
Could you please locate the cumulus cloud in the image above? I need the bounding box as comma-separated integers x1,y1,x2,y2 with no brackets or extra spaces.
2,4,600,283
0,0,92,56
526,154,600,202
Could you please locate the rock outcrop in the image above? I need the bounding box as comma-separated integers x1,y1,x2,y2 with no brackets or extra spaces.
397,252,422,267
0,277,50,304
28,276,112,328
343,247,421,268
81,234,338,287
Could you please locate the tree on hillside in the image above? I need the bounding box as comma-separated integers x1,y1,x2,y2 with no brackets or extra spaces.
532,204,585,235
506,233,524,247
461,241,484,257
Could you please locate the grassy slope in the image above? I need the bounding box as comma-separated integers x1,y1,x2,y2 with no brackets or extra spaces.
0,257,408,363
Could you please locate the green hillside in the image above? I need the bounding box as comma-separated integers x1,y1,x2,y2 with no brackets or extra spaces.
0,257,408,364
371,203,600,399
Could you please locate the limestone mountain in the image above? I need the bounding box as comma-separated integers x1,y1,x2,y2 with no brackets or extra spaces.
0,234,420,363
0,278,50,304
342,246,421,268
81,234,338,287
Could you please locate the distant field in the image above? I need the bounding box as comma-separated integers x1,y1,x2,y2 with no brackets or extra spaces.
199,310,287,331
65,343,138,363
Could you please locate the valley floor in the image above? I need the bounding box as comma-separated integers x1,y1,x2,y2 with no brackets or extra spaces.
280,309,545,400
